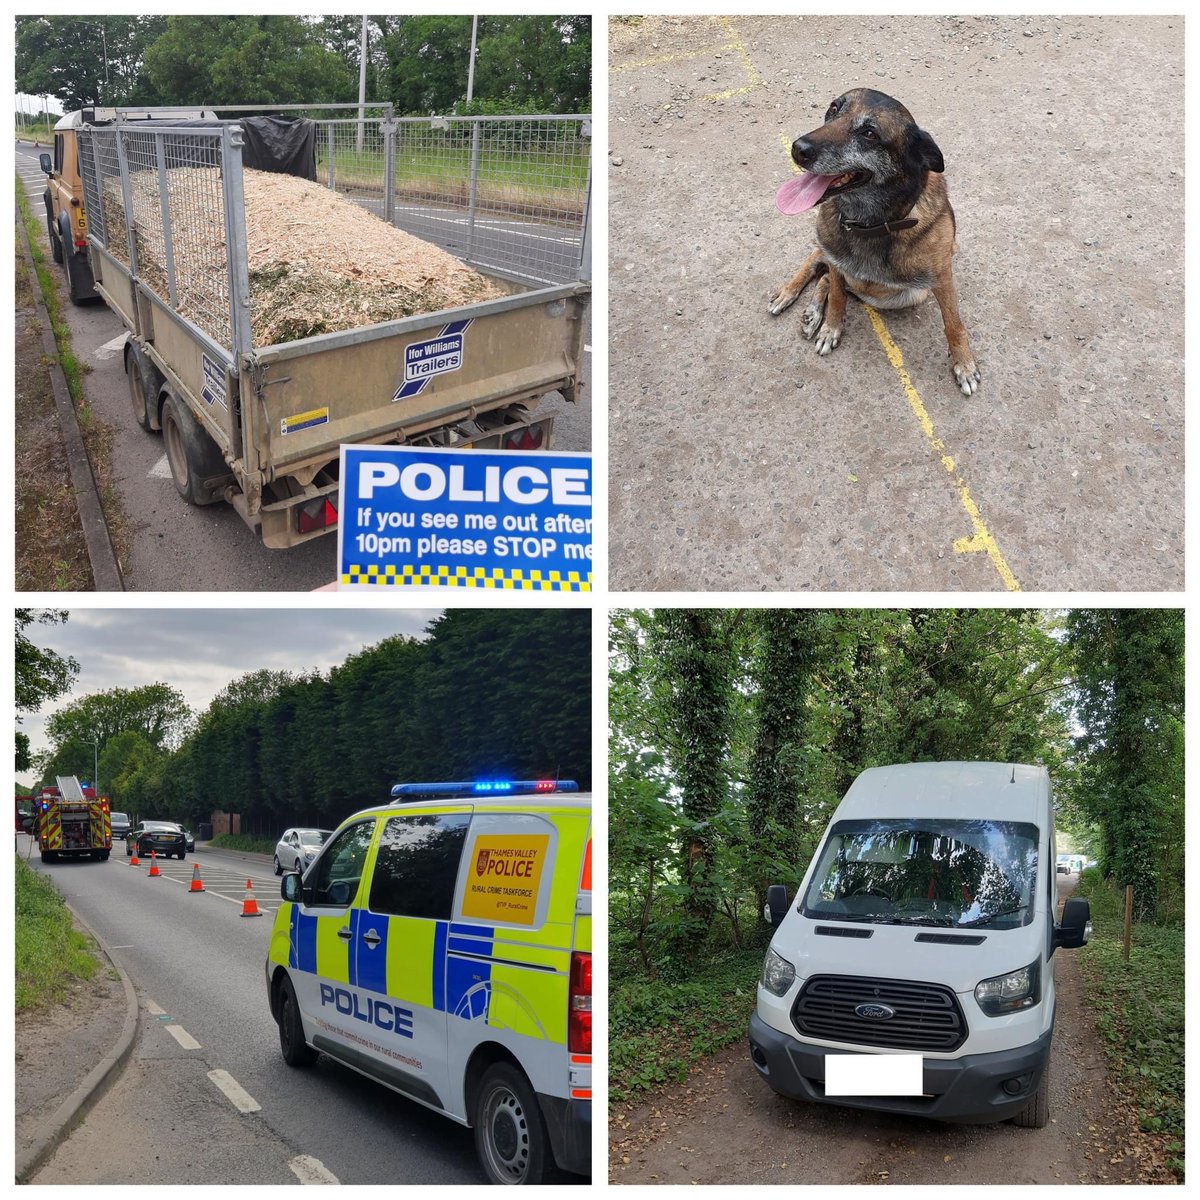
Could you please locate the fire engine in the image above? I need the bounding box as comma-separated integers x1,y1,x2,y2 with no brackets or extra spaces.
34,776,113,862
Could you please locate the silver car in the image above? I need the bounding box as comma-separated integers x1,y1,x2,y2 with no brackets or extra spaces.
273,827,333,876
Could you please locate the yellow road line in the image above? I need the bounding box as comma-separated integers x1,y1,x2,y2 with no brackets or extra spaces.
610,42,738,72
704,17,763,101
863,309,1020,592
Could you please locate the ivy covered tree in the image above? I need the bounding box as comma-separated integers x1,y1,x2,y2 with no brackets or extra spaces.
1066,609,1184,919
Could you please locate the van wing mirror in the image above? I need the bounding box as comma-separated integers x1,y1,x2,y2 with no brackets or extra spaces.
39,153,53,175
1055,896,1091,949
766,884,791,927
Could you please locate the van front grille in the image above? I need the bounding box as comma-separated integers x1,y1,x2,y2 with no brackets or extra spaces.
793,974,967,1052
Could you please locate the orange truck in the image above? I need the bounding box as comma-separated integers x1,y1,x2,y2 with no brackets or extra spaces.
34,776,113,862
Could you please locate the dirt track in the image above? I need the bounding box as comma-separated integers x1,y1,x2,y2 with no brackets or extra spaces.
609,877,1169,1185
608,15,1184,591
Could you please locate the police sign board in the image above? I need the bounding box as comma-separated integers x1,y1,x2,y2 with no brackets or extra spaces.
337,445,592,591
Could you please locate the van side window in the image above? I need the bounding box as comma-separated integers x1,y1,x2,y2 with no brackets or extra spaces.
54,133,64,174
308,820,375,907
369,813,470,919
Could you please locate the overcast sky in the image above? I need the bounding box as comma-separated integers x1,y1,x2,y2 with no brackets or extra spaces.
18,608,438,784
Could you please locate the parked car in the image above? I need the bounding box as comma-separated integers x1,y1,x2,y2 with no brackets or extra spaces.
166,822,196,853
273,827,333,875
127,820,187,860
110,811,131,840
1056,854,1072,875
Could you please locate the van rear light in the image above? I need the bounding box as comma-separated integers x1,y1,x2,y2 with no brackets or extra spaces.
568,951,591,1054
297,497,338,535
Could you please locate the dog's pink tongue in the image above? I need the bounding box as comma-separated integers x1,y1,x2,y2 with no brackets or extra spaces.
776,172,837,214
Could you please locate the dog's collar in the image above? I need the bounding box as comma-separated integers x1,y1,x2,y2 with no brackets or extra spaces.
841,216,919,238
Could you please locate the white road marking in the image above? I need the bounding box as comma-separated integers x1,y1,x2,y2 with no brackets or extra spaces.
289,1156,341,1185
584,345,592,354
149,454,173,480
208,1069,262,1113
144,999,166,1016
94,333,128,360
165,1024,202,1050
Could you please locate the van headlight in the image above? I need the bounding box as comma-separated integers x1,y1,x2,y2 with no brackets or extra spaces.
974,960,1040,1015
760,948,796,997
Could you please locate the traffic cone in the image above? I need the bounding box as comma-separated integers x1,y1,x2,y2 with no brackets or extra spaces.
130,847,140,866
188,862,205,893
147,850,160,877
240,879,261,918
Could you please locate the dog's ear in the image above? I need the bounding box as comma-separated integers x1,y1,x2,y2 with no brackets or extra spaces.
909,126,945,174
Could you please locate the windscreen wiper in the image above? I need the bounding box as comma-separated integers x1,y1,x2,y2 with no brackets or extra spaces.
956,904,1028,928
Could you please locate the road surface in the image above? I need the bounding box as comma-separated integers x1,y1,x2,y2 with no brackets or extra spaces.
21,836,490,1185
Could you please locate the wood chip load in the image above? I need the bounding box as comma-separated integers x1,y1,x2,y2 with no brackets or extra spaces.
104,166,505,347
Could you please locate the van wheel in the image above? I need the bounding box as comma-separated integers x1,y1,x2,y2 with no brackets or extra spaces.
47,214,63,263
278,976,318,1067
473,1062,549,1185
162,392,228,506
1011,1059,1050,1128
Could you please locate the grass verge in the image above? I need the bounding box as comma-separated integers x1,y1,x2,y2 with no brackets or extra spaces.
15,174,133,579
16,857,102,1010
208,833,278,856
1074,870,1184,1180
610,948,763,1104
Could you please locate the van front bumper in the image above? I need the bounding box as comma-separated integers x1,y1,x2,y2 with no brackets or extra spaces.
748,1012,1052,1124
538,1093,590,1177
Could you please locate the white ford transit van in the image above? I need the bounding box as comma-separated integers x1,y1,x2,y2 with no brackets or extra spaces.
749,762,1091,1128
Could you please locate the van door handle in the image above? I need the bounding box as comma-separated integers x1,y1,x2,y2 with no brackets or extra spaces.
337,927,353,941
362,930,381,948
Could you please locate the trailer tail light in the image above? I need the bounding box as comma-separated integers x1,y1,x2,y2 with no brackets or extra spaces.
297,497,338,536
502,424,546,451
568,951,592,1055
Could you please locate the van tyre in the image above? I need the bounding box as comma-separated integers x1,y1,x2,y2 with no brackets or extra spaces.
46,213,63,263
162,392,230,506
1011,1059,1050,1128
474,1062,549,1185
278,976,318,1067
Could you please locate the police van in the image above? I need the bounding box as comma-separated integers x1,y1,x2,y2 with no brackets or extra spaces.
265,779,591,1184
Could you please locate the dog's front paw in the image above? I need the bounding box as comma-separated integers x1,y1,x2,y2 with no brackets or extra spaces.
768,284,801,316
953,359,981,397
815,323,842,355
801,297,826,340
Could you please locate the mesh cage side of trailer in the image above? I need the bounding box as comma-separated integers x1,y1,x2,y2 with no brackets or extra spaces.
79,124,235,349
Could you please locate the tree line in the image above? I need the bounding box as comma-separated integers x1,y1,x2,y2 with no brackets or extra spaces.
24,609,590,834
610,608,1183,980
16,15,591,116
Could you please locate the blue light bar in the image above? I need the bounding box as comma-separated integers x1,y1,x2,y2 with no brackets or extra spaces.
391,779,580,798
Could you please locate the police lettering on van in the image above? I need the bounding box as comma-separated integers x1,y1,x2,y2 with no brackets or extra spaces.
265,779,592,1185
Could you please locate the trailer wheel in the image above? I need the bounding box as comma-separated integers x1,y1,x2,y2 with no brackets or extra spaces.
126,342,159,433
162,392,228,507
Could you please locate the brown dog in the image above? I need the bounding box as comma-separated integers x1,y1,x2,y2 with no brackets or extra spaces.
770,88,980,396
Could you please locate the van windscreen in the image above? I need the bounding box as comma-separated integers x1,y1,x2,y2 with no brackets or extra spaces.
802,818,1039,929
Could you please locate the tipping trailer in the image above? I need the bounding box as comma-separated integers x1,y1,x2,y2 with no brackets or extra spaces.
76,107,591,548
35,776,113,863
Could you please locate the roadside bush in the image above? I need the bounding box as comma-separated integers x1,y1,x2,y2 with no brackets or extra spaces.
1075,871,1184,1180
